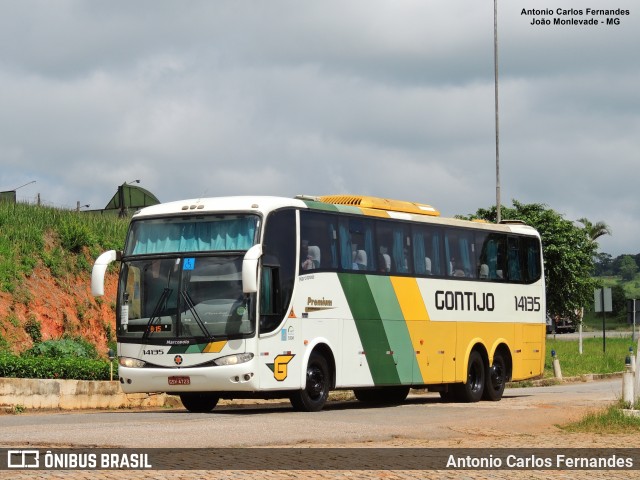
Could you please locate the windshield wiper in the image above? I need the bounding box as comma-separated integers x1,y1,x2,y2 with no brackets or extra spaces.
180,290,213,340
142,287,172,342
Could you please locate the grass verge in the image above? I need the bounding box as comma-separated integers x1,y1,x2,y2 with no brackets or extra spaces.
560,401,640,434
544,337,635,378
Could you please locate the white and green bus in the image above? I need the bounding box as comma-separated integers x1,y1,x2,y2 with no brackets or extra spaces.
92,194,545,412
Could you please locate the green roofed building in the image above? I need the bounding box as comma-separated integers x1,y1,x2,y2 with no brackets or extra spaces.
104,182,160,216
0,191,17,203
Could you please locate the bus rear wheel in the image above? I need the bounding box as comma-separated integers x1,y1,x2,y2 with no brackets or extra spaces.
290,352,330,412
483,352,507,401
457,351,485,402
179,392,219,413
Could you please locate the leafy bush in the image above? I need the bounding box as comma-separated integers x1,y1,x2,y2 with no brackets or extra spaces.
25,338,98,360
24,316,42,344
0,352,115,381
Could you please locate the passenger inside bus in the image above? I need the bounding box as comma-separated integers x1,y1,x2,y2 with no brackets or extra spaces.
379,246,391,272
353,250,367,270
301,240,321,271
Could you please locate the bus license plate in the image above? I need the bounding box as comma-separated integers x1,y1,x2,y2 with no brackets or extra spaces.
168,376,190,386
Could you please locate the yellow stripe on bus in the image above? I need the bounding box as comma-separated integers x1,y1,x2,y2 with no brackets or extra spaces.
203,340,228,353
389,277,430,381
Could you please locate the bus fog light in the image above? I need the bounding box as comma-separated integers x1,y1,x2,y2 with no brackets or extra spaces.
244,374,252,381
214,353,254,366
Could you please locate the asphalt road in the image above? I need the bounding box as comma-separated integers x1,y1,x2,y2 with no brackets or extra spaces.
0,378,622,449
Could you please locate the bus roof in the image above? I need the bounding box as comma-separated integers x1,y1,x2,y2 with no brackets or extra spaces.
131,195,539,237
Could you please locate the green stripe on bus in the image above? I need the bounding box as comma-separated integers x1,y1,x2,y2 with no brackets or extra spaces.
302,200,361,215
366,275,421,384
168,343,205,354
338,273,400,385
167,345,189,354
302,200,340,212
333,204,362,215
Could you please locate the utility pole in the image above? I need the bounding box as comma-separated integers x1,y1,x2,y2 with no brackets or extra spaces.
494,0,501,223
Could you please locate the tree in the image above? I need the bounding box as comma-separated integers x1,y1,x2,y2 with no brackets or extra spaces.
594,252,613,276
619,255,639,281
611,284,627,318
462,201,598,318
576,218,612,243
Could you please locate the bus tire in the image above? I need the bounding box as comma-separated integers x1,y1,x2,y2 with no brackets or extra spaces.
457,351,485,402
290,352,330,412
179,392,219,413
483,352,507,401
353,388,378,403
354,386,410,404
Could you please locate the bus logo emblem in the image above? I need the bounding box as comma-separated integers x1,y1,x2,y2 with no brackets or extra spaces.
267,354,295,381
174,355,184,366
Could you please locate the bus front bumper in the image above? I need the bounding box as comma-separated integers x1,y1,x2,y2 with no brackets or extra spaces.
117,359,260,394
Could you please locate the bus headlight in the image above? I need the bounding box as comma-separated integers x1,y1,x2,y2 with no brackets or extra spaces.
119,357,146,368
214,353,254,366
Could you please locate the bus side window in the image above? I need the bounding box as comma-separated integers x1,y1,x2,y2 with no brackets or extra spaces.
412,224,443,276
445,229,475,278
475,232,489,280
507,237,522,282
260,209,296,334
524,237,541,282
339,217,375,271
260,265,280,332
300,210,338,270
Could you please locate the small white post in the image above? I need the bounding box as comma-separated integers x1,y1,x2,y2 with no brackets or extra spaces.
551,350,562,380
623,356,634,408
578,308,584,355
635,338,640,403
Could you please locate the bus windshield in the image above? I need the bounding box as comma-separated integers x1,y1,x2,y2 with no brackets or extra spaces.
118,213,260,342
124,214,259,256
118,255,255,341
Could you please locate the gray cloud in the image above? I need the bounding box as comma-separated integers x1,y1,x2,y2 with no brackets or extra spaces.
0,0,637,255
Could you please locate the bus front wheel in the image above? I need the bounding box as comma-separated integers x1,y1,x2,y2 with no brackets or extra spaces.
457,351,485,402
290,352,330,412
179,392,219,413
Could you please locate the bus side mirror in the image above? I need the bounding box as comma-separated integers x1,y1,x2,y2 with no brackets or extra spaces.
242,244,263,294
91,250,120,296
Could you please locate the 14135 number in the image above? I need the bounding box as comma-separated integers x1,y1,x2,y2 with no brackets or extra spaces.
515,296,541,312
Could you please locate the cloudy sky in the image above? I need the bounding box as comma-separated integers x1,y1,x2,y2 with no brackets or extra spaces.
1,1,638,256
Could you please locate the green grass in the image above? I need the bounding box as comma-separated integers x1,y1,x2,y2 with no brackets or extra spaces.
600,274,640,301
544,337,636,378
0,202,129,292
560,401,640,434
544,337,640,434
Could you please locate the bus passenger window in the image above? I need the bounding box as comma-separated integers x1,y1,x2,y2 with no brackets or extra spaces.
260,209,295,334
412,225,441,276
299,210,339,270
445,229,475,278
507,237,522,281
339,217,375,272
524,238,541,282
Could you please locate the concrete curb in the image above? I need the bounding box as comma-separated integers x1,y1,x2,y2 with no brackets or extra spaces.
506,372,623,388
0,377,168,412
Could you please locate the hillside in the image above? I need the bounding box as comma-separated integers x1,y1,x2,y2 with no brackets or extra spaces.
0,202,128,355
